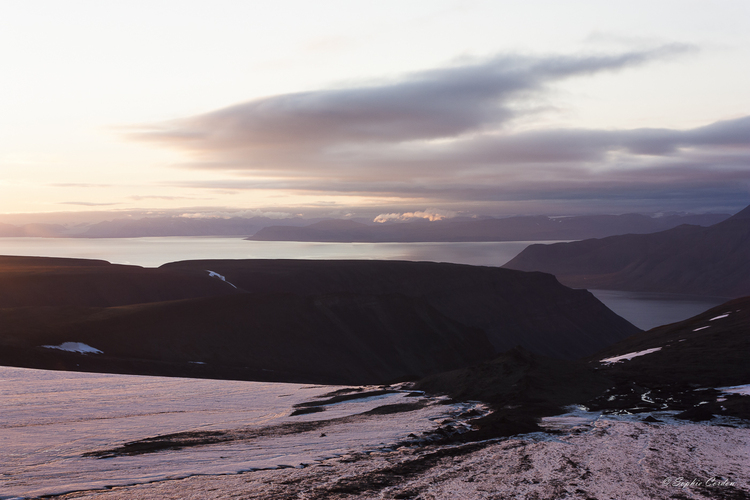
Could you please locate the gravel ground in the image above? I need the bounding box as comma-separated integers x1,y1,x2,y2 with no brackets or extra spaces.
52,418,749,500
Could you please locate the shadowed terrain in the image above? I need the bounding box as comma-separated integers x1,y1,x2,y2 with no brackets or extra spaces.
0,257,638,385
416,295,750,439
504,204,750,297
0,256,241,307
160,259,639,359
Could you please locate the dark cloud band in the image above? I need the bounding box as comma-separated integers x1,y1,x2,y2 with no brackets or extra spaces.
130,45,749,213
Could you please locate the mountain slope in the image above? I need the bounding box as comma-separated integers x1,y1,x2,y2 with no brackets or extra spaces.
0,255,241,307
0,293,493,385
0,257,639,384
503,204,750,297
589,295,750,388
161,259,639,360
412,295,750,440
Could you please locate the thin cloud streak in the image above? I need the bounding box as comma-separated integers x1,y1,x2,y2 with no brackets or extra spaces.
58,201,120,206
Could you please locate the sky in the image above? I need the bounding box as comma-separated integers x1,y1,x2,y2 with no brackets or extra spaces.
1,0,749,224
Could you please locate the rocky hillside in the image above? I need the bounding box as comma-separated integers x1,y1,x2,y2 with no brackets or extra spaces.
504,204,750,297
161,259,639,359
0,257,638,385
415,295,750,439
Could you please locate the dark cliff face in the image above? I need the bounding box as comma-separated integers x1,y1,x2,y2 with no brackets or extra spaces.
161,259,640,360
0,257,639,385
503,204,750,298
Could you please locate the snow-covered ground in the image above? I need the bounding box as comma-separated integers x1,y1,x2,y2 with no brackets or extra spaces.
41,342,103,354
3,366,748,500
0,366,473,500
599,347,662,365
47,410,750,500
720,384,750,397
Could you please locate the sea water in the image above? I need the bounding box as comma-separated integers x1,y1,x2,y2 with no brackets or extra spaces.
0,237,550,268
590,290,727,331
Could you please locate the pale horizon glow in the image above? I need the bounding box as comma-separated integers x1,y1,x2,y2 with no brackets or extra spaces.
1,0,749,224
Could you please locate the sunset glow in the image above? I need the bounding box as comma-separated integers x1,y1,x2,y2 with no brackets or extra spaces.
1,0,749,223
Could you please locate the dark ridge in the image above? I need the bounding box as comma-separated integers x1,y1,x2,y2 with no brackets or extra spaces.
0,257,638,385
0,293,493,386
160,259,639,359
0,255,241,307
504,204,750,297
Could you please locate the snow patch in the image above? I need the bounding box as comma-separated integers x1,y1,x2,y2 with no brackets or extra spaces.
693,326,710,332
41,342,102,354
709,313,730,321
206,270,238,289
718,384,750,396
600,347,662,365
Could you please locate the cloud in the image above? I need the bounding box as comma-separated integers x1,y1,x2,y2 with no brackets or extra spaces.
129,195,203,201
128,45,750,213
50,183,113,188
374,208,457,223
58,201,119,206
132,46,692,164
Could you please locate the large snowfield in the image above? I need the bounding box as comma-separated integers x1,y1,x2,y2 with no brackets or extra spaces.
2,366,748,499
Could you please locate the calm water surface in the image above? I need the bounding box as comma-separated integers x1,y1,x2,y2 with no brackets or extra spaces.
590,290,727,331
0,237,548,268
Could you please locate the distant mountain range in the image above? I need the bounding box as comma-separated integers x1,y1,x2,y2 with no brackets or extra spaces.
0,212,729,240
0,256,637,385
0,216,320,238
504,204,750,297
248,213,729,242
